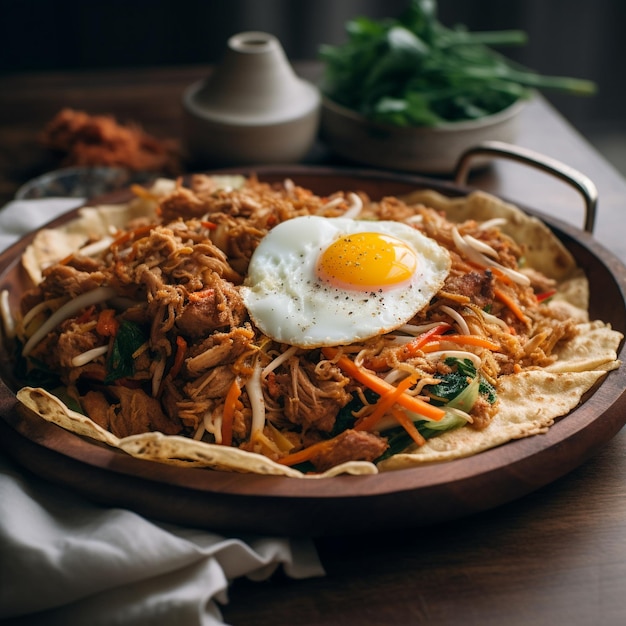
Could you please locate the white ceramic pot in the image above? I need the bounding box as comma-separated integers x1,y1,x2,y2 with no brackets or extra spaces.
183,32,321,167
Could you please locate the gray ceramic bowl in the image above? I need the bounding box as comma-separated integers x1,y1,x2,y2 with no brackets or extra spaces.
320,97,526,174
15,167,154,200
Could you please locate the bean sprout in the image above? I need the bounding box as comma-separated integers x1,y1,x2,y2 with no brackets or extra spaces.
22,287,116,357
439,304,471,335
71,345,109,367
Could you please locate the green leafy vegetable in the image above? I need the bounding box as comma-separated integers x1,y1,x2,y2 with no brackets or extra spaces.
426,357,497,406
377,414,463,461
331,388,378,436
376,357,497,460
105,320,147,384
320,0,596,126
446,374,479,413
330,356,497,461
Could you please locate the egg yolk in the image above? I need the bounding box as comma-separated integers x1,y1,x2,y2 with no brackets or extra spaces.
317,232,418,290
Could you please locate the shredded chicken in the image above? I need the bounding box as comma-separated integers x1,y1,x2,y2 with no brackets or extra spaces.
42,108,181,174
16,175,578,472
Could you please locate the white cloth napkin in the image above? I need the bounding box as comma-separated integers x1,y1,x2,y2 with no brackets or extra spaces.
0,198,324,625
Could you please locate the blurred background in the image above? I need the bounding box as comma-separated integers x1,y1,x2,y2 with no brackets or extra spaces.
1,0,625,175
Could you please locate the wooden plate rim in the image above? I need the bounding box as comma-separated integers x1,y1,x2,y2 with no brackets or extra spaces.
0,165,625,526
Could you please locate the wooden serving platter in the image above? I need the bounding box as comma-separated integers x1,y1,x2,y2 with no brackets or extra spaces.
1,166,625,537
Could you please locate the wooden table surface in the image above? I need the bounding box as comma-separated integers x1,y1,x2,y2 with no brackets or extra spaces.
1,65,626,626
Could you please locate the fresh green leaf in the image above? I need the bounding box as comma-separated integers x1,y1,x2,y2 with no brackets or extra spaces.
371,94,443,126
320,0,596,126
446,375,480,412
479,378,497,404
425,357,496,408
452,357,476,377
417,407,469,432
105,320,147,383
360,27,429,105
399,0,438,43
427,371,471,404
376,409,466,460
331,392,364,436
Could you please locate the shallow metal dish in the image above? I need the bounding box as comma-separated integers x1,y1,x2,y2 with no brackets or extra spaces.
0,146,624,537
15,166,154,200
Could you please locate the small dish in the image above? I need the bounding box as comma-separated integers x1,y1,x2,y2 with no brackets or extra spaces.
320,97,526,174
15,167,154,200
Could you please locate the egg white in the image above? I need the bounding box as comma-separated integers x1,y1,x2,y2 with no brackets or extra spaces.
241,215,451,348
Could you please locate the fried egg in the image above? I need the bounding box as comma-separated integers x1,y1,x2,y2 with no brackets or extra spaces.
241,215,451,348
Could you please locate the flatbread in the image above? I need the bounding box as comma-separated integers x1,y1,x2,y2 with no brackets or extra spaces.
403,189,579,282
22,199,162,284
378,364,618,469
11,182,624,477
16,386,377,479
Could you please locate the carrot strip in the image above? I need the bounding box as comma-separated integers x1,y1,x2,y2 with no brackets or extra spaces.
420,342,445,354
76,305,96,324
169,336,188,380
355,374,418,432
535,288,557,303
490,266,514,285
400,323,451,358
277,437,336,467
494,287,529,324
96,308,119,337
391,407,426,447
110,225,154,251
221,377,242,447
201,220,217,230
362,353,393,372
364,322,451,371
322,347,445,421
427,334,501,351
57,254,74,266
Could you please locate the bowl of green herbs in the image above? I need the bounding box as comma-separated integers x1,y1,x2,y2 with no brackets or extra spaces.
319,0,595,173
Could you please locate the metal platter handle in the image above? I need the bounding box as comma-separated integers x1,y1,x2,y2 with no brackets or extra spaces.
453,140,598,233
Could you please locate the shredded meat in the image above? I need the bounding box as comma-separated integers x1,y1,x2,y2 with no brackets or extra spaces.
81,390,113,431
16,173,580,474
309,430,388,472
56,326,101,368
41,264,107,298
469,395,498,430
443,269,495,308
176,281,247,338
106,386,182,437
28,319,101,375
184,325,254,376
158,176,351,271
271,359,351,433
81,387,182,438
42,108,181,174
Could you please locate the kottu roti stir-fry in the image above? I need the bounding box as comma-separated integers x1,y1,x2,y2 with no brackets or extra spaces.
8,175,623,477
